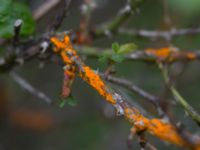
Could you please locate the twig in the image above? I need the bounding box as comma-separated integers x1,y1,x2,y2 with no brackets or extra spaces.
119,27,200,40
80,0,95,31
171,87,200,126
137,132,157,150
9,71,52,104
50,0,72,31
13,19,23,47
33,0,61,21
159,63,200,126
102,74,157,104
94,0,146,37
75,45,200,63
162,0,172,27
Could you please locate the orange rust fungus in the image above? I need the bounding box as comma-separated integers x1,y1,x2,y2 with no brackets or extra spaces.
80,66,116,104
51,35,200,150
184,52,197,60
124,107,200,148
51,36,116,105
146,48,173,60
145,47,197,62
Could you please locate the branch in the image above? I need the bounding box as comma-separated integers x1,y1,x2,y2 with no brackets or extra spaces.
50,35,200,149
94,0,146,38
10,72,52,104
13,19,23,47
50,0,72,31
171,87,200,126
75,45,200,63
159,63,200,126
33,0,61,21
119,27,200,40
100,73,165,117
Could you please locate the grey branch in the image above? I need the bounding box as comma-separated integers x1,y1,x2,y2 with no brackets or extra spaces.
119,27,200,40
13,19,23,46
10,71,52,104
100,73,166,117
171,86,200,126
94,0,146,37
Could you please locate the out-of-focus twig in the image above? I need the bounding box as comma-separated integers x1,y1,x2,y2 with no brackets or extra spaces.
33,0,61,21
13,19,23,47
159,63,200,126
9,71,52,104
94,0,146,38
75,45,200,63
119,27,200,40
100,73,165,116
50,0,72,31
162,0,172,27
171,87,200,126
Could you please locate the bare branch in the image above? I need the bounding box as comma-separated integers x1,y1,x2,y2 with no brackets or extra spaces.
171,87,200,126
33,0,61,21
94,0,146,38
159,63,200,126
119,27,200,40
10,71,52,104
13,19,23,47
50,0,72,31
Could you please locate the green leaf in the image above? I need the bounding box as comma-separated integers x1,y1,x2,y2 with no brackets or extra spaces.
111,54,124,63
59,94,77,108
118,43,137,54
99,42,136,63
112,42,120,53
66,95,78,106
0,0,35,38
98,55,109,62
59,100,67,108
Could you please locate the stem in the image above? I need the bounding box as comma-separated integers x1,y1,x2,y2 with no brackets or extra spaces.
171,86,200,126
94,0,146,37
159,63,200,126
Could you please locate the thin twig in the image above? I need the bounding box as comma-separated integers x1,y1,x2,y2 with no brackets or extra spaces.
75,45,200,63
100,73,166,117
50,0,72,31
9,71,52,104
159,63,200,126
33,0,61,21
119,27,200,40
94,0,146,37
171,86,200,126
13,19,23,47
162,0,172,26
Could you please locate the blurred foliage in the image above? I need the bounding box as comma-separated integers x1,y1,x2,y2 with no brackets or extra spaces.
0,0,35,38
169,0,200,16
59,94,78,108
99,42,137,63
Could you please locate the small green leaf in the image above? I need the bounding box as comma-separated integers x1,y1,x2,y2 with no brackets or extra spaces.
111,54,124,63
59,94,77,108
118,43,137,54
59,100,67,108
112,42,120,53
98,54,109,62
67,95,78,106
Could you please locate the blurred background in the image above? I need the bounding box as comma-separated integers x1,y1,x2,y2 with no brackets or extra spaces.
0,0,200,149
